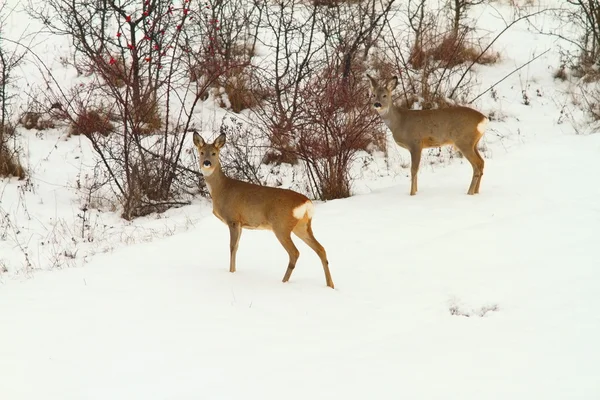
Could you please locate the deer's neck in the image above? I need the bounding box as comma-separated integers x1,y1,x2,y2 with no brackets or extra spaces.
380,104,403,131
203,167,229,199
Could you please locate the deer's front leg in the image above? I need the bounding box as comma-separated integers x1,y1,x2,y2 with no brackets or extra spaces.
409,147,422,196
228,222,242,273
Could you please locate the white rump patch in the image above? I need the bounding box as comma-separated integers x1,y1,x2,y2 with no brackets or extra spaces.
293,201,314,219
477,118,489,135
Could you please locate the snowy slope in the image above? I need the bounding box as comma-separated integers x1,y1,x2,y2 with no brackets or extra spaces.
1,132,599,399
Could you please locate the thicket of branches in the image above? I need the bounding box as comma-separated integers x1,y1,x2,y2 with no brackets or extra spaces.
0,3,25,179
18,0,526,215
561,0,600,68
28,0,248,218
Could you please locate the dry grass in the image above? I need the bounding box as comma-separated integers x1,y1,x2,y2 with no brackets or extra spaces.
19,111,55,130
506,0,535,6
217,67,269,113
190,40,266,113
263,135,299,166
311,0,361,6
69,108,114,137
553,65,568,81
97,55,128,88
410,33,500,69
0,124,26,179
132,96,162,135
572,61,600,84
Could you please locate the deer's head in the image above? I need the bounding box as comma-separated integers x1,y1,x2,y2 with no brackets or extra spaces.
193,132,226,177
367,74,398,115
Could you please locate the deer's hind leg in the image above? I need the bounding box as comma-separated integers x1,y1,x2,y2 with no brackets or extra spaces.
457,144,484,195
274,227,300,284
293,218,334,289
473,145,485,194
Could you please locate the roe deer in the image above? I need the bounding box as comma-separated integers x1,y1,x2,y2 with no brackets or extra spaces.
367,74,488,195
192,131,335,289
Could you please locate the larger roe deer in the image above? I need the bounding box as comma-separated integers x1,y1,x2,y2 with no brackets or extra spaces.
192,132,335,289
367,74,488,196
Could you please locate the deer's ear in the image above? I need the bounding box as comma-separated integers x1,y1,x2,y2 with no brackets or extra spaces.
386,76,398,91
366,73,377,91
193,132,205,148
213,133,226,150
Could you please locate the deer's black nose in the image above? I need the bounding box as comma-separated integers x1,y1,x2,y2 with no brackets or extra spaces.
203,160,212,167
374,102,382,108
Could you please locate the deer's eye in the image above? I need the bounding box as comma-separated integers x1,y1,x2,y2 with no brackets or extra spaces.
383,94,387,98
212,152,216,156
200,152,204,155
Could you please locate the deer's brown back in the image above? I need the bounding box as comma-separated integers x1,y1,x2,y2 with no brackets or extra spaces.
395,106,486,148
212,178,309,230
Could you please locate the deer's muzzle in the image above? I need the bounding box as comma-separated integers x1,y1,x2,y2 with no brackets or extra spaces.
203,160,212,167
373,102,382,108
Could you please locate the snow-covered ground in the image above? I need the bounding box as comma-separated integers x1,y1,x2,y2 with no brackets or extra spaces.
2,132,599,399
1,0,599,399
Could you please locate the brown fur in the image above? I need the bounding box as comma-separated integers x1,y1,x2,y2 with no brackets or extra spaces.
193,132,334,289
367,74,488,195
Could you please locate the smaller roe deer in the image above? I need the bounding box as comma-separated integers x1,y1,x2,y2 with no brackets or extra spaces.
192,132,334,289
367,74,488,195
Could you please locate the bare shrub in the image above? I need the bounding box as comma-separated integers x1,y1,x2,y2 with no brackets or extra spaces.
546,1,600,72
29,0,224,219
295,66,384,199
1,5,25,179
449,0,486,38
188,0,263,113
249,0,393,199
263,62,384,200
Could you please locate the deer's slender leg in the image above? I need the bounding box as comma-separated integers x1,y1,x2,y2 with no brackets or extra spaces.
274,230,300,283
459,146,482,195
409,147,422,195
473,145,485,194
293,220,334,289
228,222,242,273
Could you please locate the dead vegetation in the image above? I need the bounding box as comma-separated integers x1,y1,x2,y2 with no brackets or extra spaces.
18,111,55,130
409,33,500,70
16,0,550,217
0,124,25,179
69,108,114,137
449,301,500,317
